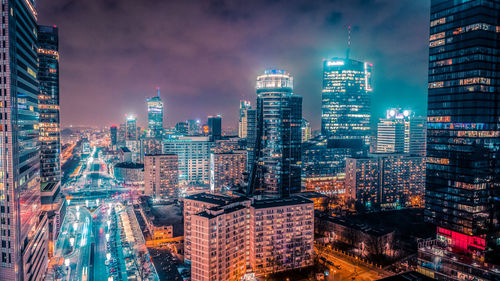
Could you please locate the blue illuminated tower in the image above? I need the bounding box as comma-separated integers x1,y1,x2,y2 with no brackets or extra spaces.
147,88,164,138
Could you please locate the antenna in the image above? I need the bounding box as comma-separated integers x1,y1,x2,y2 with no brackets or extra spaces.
346,25,351,60
157,87,160,97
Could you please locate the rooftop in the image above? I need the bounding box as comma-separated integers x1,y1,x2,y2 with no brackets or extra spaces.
184,192,233,206
196,204,247,219
114,162,144,169
252,196,313,209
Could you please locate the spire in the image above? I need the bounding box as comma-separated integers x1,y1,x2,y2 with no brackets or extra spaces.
346,25,351,60
157,87,160,97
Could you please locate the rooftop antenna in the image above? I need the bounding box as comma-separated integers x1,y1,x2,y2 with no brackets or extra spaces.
346,25,351,60
157,87,160,97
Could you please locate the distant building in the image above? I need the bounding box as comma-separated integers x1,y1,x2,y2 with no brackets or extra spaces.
163,136,213,185
147,89,164,138
208,115,222,140
174,121,188,135
249,70,302,198
238,100,251,138
210,150,246,192
126,115,138,140
110,125,118,148
345,154,425,210
144,154,179,199
246,108,257,174
376,109,426,156
301,119,311,142
186,119,200,135
142,137,163,155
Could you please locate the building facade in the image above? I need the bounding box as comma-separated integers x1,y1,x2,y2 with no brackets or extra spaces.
163,136,213,185
209,150,246,192
144,154,179,199
419,0,500,279
0,1,49,280
249,70,302,198
207,115,222,140
110,125,117,148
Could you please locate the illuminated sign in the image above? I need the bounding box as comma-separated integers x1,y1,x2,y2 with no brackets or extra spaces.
327,60,344,66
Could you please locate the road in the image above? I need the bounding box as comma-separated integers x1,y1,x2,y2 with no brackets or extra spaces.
315,244,392,281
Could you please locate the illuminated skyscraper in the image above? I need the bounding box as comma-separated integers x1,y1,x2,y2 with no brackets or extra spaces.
321,57,372,146
207,115,222,140
249,70,302,198
238,100,251,138
301,118,311,142
0,1,49,280
418,1,500,279
147,88,164,138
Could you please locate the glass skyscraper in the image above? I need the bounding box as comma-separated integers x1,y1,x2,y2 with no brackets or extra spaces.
321,57,372,146
418,0,500,279
207,115,222,141
238,100,251,138
0,1,49,280
249,70,302,198
147,89,163,138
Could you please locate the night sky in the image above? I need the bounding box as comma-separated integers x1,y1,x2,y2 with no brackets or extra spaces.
38,0,430,130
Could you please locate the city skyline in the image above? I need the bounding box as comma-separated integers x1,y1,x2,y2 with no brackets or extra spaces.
38,0,430,129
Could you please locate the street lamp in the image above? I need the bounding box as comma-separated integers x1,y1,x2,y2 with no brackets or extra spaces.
69,237,75,247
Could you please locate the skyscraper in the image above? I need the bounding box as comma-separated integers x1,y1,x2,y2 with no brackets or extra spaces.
418,1,500,279
321,57,372,147
186,119,200,135
249,70,302,198
126,115,137,140
0,1,49,280
238,100,251,138
38,25,61,185
147,88,164,138
110,125,118,147
207,115,222,140
301,118,311,142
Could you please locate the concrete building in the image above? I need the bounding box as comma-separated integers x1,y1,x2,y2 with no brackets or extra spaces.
163,136,213,185
345,154,425,211
210,150,246,192
144,154,179,199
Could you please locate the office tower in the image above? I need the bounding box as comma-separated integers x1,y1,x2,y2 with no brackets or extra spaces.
126,115,137,140
38,25,61,185
238,100,251,138
246,108,257,174
118,122,126,146
185,193,314,279
321,57,372,146
301,119,311,142
376,109,427,156
38,25,66,254
162,136,213,185
418,1,500,279
147,89,164,138
209,150,246,192
144,154,179,199
174,121,188,135
207,115,222,140
110,125,118,147
0,1,49,280
345,154,425,210
249,70,302,198
186,119,200,135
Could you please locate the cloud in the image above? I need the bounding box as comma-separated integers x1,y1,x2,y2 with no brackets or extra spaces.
37,0,429,129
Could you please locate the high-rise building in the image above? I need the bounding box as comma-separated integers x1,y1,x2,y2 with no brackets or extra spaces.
418,1,500,279
345,154,425,211
321,57,372,146
38,25,66,255
110,125,118,148
376,109,427,156
301,119,311,143
126,115,137,140
209,150,246,192
174,121,188,135
118,122,126,146
147,89,164,138
162,136,213,185
249,70,302,198
238,100,251,138
207,115,222,140
246,108,257,174
38,25,61,185
0,1,49,280
144,154,179,199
